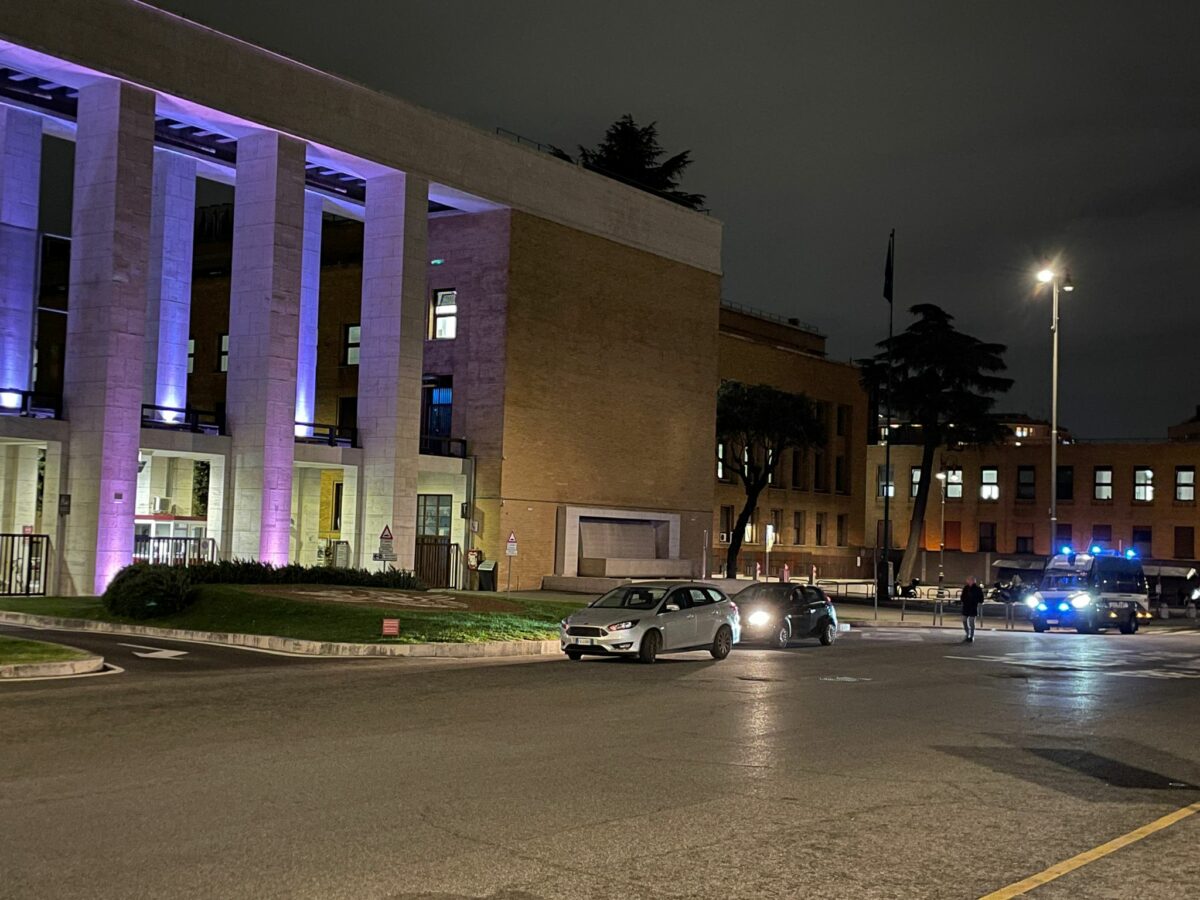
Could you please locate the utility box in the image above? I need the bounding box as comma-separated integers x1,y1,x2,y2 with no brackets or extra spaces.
477,560,497,592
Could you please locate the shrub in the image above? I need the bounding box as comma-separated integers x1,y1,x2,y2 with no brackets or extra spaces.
162,560,426,591
103,563,195,619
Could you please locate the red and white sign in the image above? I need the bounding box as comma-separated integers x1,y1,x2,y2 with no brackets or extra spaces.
505,530,518,557
381,618,400,637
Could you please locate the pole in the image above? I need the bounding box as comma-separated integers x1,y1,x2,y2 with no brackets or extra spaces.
1050,278,1059,554
937,478,945,626
881,231,895,600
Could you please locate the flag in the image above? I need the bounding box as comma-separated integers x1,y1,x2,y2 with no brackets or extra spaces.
883,229,894,304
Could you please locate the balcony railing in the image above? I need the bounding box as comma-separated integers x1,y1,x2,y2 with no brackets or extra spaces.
141,404,225,435
0,389,61,420
295,422,357,448
420,435,466,458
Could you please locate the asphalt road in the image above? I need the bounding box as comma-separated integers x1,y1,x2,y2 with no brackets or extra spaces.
3,624,1200,899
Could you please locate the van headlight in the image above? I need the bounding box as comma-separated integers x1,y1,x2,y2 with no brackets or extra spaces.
748,610,772,627
1069,592,1094,609
1024,593,1042,609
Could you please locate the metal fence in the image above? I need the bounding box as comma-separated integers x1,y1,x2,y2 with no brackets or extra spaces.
414,538,461,589
133,536,217,566
0,534,49,596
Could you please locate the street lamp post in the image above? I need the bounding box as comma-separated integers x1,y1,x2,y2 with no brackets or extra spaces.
1036,266,1074,554
936,470,947,625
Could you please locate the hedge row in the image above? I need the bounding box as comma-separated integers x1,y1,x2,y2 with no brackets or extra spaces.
102,561,425,619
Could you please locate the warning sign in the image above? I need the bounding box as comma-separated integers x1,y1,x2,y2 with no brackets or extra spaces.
374,524,397,562
505,530,518,557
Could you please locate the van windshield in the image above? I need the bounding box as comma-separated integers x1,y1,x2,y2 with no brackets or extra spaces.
1041,570,1090,590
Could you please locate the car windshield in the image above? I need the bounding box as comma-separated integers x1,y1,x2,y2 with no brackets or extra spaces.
735,584,791,605
1041,570,1090,590
590,586,669,609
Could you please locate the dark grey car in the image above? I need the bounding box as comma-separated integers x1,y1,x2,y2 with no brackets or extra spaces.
734,582,839,648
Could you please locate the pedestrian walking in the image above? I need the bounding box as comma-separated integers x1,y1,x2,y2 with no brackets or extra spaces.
960,576,984,642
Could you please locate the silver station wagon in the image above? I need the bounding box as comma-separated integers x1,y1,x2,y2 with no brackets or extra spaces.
560,582,741,664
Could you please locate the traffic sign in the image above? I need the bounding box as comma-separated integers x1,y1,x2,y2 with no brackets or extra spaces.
374,524,397,562
505,530,518,557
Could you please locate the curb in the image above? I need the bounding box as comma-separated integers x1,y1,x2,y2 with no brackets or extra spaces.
0,611,560,659
0,653,105,680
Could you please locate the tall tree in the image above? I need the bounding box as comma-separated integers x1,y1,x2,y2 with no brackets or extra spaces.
555,114,706,210
860,304,1012,584
717,381,826,577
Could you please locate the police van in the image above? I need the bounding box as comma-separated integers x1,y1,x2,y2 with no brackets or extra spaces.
1025,547,1153,634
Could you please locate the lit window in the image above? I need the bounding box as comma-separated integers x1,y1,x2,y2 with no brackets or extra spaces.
946,467,963,499
910,466,921,498
31,347,38,386
716,443,725,481
1134,467,1154,502
218,333,229,372
344,325,361,366
877,465,894,498
980,467,999,500
1014,426,1031,438
432,289,457,340
1094,466,1113,501
1176,466,1195,502
187,338,195,374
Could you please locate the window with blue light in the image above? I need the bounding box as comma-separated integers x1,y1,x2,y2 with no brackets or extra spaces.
421,375,453,439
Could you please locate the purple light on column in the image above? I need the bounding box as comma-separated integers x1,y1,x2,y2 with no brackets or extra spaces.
0,107,42,404
294,192,323,436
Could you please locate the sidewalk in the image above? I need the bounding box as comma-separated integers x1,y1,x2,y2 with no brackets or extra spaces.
835,600,1200,632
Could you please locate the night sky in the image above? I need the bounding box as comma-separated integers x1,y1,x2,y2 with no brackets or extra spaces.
145,1,1200,439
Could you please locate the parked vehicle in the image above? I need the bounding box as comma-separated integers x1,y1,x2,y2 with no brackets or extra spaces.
560,582,739,663
1025,548,1152,634
733,582,839,648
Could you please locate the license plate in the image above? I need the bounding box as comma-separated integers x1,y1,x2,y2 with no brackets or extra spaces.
1046,619,1058,625
577,638,594,646
1109,602,1129,608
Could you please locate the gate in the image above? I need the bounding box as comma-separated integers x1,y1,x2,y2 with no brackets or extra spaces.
133,536,217,566
414,537,461,589
0,534,49,596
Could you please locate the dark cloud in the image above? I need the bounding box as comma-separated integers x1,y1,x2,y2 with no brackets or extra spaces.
149,0,1200,437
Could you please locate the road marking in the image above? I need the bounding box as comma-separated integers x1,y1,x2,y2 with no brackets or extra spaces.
117,642,188,660
979,800,1200,899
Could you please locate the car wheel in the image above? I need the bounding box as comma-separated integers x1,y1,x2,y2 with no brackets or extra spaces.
710,625,733,660
1076,622,1095,635
774,622,791,649
1119,615,1137,635
566,651,582,660
638,630,661,664
818,619,836,646
1032,621,1048,633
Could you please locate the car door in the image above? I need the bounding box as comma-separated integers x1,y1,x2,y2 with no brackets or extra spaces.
685,588,718,643
702,587,730,640
786,587,812,636
658,589,696,649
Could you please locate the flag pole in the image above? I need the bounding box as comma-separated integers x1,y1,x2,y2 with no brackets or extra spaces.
881,230,895,604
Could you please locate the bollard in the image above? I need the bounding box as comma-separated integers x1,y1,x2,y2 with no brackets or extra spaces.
1188,602,1197,620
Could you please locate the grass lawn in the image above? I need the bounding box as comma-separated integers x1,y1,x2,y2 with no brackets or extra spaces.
0,634,93,666
0,586,588,645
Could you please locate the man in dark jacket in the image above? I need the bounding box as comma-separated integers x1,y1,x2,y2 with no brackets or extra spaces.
961,576,984,642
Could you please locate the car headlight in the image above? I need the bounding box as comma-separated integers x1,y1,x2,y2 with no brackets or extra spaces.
607,620,638,632
1069,592,1094,609
1036,602,1048,612
748,610,771,627
1024,593,1042,609
560,618,570,629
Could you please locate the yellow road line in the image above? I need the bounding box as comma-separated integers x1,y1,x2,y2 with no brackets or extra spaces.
980,800,1200,899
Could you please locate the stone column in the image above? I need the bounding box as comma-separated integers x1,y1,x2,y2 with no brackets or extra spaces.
226,132,305,563
294,192,323,435
143,149,196,417
205,454,228,559
357,172,427,570
62,81,155,595
0,106,42,406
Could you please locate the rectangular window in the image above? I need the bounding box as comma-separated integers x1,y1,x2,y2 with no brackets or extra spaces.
834,455,847,494
1132,526,1152,557
877,465,894,498
770,508,782,539
813,450,828,492
187,338,195,375
979,522,997,553
432,289,458,340
944,521,962,551
1092,524,1112,546
343,324,361,366
792,450,804,490
945,467,963,499
836,405,849,437
218,333,229,372
416,494,453,539
716,443,726,481
1176,466,1195,502
1055,523,1073,550
1175,526,1194,560
1134,467,1154,502
1056,466,1074,502
766,449,777,486
794,510,806,545
815,512,827,546
980,466,999,501
1094,466,1113,501
836,514,848,547
719,505,734,541
1015,535,1034,554
331,481,344,533
908,466,921,498
1017,466,1036,501
420,376,453,441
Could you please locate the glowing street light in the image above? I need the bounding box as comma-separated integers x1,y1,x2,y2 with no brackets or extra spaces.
1036,264,1075,553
